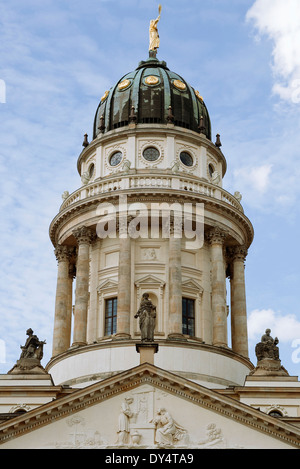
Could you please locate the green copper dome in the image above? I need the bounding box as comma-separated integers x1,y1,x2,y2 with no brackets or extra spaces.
93,56,211,140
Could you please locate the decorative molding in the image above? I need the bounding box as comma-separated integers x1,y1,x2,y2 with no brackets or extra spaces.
1,364,300,448
206,226,228,245
72,226,95,245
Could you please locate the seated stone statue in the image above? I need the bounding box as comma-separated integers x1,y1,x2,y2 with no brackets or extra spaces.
255,328,280,361
19,328,46,361
9,328,47,374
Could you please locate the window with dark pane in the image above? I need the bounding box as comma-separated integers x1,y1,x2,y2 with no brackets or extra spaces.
182,297,195,336
142,146,160,161
180,151,193,167
208,163,214,178
109,151,123,166
105,297,118,336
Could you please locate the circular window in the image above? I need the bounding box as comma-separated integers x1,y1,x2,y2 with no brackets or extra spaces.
208,164,214,178
109,151,123,166
180,151,193,167
142,147,160,162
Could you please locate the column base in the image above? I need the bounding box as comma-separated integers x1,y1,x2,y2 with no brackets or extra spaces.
114,333,131,340
167,333,186,341
70,342,87,348
136,343,159,365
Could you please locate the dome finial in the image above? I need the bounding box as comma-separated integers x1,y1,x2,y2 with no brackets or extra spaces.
149,4,162,57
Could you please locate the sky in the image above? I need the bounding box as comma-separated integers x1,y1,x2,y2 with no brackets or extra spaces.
0,0,300,378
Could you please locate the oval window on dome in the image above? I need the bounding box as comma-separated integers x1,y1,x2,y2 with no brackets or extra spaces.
208,163,214,178
109,151,123,166
180,151,194,167
88,163,95,178
142,147,160,162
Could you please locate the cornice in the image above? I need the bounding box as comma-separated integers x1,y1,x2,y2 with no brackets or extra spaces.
49,189,254,248
45,339,255,376
0,363,299,447
77,124,227,177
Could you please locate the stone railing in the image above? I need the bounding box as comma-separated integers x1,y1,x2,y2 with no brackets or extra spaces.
60,173,243,212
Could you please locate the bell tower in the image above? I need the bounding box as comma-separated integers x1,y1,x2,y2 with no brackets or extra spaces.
46,13,254,389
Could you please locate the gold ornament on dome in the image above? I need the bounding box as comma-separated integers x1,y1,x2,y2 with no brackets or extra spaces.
118,79,131,91
173,79,186,91
145,75,159,86
195,89,204,101
101,90,109,102
149,4,162,52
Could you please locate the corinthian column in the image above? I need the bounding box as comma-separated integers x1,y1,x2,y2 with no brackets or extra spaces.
208,227,227,347
230,245,248,357
168,218,183,339
52,245,74,356
72,226,94,346
116,217,131,339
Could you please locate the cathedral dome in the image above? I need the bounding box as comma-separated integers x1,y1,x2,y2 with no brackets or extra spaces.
93,55,211,140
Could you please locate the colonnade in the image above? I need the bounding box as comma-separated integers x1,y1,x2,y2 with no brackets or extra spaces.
52,224,249,359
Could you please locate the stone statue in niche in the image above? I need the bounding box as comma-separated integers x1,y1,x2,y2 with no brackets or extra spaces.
151,408,187,446
135,293,156,342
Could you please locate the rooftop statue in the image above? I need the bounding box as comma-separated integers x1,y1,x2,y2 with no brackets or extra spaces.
256,328,279,361
250,328,289,376
8,328,47,374
135,293,156,342
19,328,46,361
149,5,162,54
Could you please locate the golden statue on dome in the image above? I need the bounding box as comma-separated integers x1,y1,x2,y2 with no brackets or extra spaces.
149,4,162,54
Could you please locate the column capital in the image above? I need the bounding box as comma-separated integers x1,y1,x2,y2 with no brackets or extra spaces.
228,244,248,262
169,216,183,237
206,226,227,245
73,226,95,245
116,215,135,237
54,245,75,262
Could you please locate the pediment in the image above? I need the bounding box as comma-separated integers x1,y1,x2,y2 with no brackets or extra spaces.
1,363,300,449
97,278,118,292
135,275,165,288
182,279,203,293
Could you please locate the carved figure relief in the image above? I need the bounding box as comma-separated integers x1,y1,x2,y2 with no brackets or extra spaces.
117,398,134,445
142,248,157,260
151,408,188,447
198,423,225,448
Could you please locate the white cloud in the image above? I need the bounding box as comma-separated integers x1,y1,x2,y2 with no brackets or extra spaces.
232,164,272,207
246,0,300,103
248,308,300,343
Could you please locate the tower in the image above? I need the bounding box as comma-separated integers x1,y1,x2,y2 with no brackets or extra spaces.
2,9,300,451
47,17,254,390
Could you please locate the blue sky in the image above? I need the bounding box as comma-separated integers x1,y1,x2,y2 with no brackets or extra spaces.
0,0,300,377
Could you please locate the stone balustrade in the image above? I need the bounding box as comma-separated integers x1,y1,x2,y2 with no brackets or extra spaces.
60,172,243,212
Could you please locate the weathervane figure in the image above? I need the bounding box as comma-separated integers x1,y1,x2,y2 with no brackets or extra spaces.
149,4,162,55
